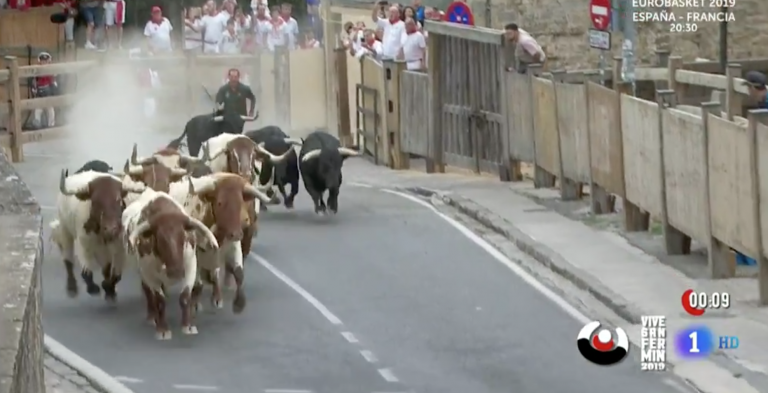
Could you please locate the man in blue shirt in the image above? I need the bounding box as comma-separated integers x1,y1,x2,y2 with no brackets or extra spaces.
742,71,768,108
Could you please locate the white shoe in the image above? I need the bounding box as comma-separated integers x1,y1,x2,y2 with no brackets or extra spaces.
85,42,97,50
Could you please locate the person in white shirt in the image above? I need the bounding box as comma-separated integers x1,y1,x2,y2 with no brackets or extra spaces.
218,18,241,54
219,0,234,21
234,7,251,40
280,3,299,50
183,6,203,52
266,8,288,52
353,29,383,60
302,31,320,49
144,6,173,53
371,3,406,60
200,0,227,53
400,18,426,70
252,4,271,48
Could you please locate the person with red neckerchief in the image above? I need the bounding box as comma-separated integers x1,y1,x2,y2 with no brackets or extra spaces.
371,2,406,60
266,7,289,52
399,18,425,70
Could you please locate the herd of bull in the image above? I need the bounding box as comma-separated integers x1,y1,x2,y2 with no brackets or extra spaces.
49,118,359,340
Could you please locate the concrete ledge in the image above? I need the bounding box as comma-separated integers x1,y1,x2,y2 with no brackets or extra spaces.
405,186,646,325
0,151,44,393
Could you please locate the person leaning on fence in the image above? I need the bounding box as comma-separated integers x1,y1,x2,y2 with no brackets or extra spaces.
372,3,406,60
184,7,204,52
280,3,300,50
253,4,271,49
399,18,425,70
144,6,174,53
218,18,241,54
504,23,546,74
31,52,57,130
742,71,768,108
353,29,383,60
201,0,228,54
267,7,289,52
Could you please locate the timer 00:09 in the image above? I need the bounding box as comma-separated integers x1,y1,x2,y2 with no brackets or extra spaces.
689,292,730,309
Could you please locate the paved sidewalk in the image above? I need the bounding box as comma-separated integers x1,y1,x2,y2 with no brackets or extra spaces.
342,159,768,393
45,353,102,393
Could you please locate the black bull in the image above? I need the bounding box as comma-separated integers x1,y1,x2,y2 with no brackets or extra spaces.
298,131,358,214
167,111,256,157
244,126,303,209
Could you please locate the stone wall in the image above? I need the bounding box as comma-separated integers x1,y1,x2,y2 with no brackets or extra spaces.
467,0,768,69
0,152,45,393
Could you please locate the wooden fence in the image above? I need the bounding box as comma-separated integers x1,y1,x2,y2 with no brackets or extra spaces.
343,20,768,304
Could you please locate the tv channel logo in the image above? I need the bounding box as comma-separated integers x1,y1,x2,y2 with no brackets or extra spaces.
675,325,716,359
577,321,630,366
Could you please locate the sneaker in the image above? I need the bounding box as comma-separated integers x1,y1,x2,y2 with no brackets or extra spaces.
85,41,97,50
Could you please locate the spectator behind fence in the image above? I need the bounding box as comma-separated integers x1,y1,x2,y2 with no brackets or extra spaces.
234,6,251,39
267,7,289,52
400,18,425,70
372,3,406,60
253,4,271,48
353,29,382,60
219,18,241,54
413,0,425,25
220,0,234,20
201,0,227,53
184,7,203,52
32,52,57,130
302,31,320,49
402,6,420,29
103,0,125,49
280,3,299,50
145,6,173,53
743,71,768,108
504,23,545,74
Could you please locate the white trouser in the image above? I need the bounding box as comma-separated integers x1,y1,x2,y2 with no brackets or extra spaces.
34,107,55,127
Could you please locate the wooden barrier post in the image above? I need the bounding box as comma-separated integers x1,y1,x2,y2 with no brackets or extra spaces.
668,56,682,101
614,56,650,231
725,63,743,120
747,109,768,304
382,59,408,169
655,49,671,90
334,48,352,147
427,34,445,173
656,89,691,254
551,70,583,200
701,101,735,278
4,56,22,162
274,46,291,130
529,64,555,188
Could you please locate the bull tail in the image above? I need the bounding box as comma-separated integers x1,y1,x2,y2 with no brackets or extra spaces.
167,125,190,152
49,219,65,250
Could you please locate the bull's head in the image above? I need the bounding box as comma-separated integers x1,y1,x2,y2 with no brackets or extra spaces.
59,170,146,240
203,136,290,180
131,143,201,170
211,103,258,134
129,211,218,279
187,174,272,243
123,159,187,193
261,137,303,180
301,147,358,189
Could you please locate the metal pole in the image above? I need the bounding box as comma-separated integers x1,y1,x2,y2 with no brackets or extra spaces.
620,0,636,95
598,52,605,85
719,5,728,73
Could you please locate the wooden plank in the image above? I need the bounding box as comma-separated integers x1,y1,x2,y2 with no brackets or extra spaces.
555,81,590,183
17,60,97,77
423,20,504,45
19,94,79,111
621,94,663,218
587,82,624,196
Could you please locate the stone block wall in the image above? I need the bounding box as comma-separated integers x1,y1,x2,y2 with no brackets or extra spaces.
467,0,768,69
0,152,45,393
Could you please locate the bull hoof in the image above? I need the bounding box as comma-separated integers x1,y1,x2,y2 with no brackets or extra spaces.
155,330,172,340
194,302,203,313
269,195,281,205
181,325,198,335
233,294,246,314
212,298,224,309
66,280,78,298
86,284,101,296
104,292,117,304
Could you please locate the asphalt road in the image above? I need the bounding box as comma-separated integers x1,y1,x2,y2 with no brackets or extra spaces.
16,134,696,393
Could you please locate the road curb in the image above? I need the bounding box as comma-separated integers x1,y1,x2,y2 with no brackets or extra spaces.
403,186,646,325
44,334,136,393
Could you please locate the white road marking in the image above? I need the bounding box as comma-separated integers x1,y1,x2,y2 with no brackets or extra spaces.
172,384,219,390
360,350,378,363
381,189,592,325
348,182,373,188
341,331,359,343
252,253,343,325
377,368,399,382
113,376,144,383
264,390,313,393
44,335,137,393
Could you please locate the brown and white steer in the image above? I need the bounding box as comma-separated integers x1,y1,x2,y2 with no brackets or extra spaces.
123,188,218,340
130,143,204,170
169,173,273,313
50,170,145,302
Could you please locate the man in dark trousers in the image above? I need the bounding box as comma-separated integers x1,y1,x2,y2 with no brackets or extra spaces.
216,68,256,117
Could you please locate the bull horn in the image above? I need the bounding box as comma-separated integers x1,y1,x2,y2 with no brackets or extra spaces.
185,217,219,250
216,102,225,110
243,183,275,204
171,168,188,178
122,179,146,194
201,143,222,162
131,143,155,166
256,142,290,163
301,149,322,162
212,116,224,121
59,169,84,196
187,176,197,195
128,221,152,247
338,147,359,157
178,154,202,166
283,137,303,146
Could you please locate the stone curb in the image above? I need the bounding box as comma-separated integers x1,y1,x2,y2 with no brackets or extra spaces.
44,335,135,393
403,186,646,325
